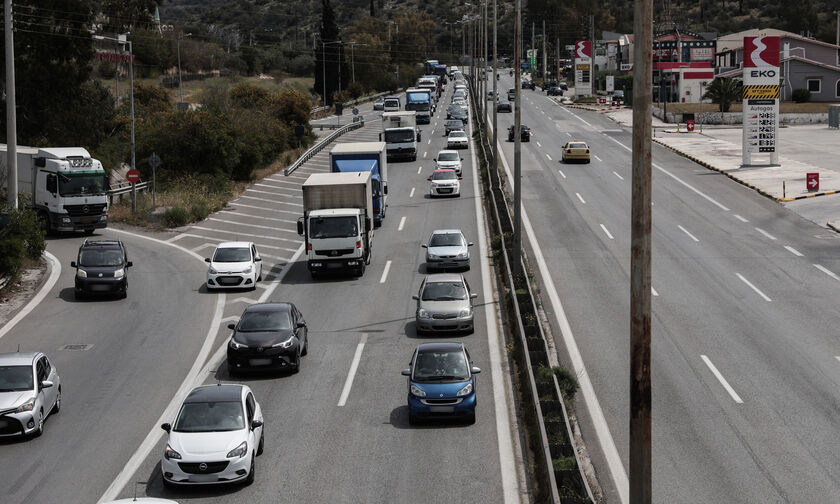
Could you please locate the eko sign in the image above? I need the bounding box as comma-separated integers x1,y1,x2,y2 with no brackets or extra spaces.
574,40,593,97
742,36,780,166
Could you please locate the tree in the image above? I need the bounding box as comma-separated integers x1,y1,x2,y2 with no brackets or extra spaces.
99,0,157,33
314,0,348,105
703,77,742,112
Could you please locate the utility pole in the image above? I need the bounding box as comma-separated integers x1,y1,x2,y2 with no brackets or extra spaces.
322,39,327,108
630,0,653,501
834,10,839,47
542,20,546,81
4,0,17,209
531,21,535,71
177,32,192,106
492,0,498,181
483,2,488,121
128,37,136,214
513,0,522,278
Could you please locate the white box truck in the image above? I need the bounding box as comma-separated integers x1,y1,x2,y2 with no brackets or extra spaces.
1,145,108,234
297,172,374,277
380,111,420,162
329,142,388,225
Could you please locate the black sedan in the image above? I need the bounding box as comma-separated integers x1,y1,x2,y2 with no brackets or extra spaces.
447,105,468,124
444,119,465,136
497,99,512,112
547,87,564,96
507,124,531,142
227,302,308,375
521,80,536,90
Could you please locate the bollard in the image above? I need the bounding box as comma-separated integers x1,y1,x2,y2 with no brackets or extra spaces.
783,180,786,199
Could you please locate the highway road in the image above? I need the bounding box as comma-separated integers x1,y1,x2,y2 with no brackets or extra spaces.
487,72,840,503
88,82,522,502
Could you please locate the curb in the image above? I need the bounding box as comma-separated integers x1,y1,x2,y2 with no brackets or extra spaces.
827,221,840,233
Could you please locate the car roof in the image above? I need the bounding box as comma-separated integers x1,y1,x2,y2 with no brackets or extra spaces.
0,352,39,366
449,131,466,135
424,272,463,282
568,140,589,145
80,239,123,249
185,384,243,403
216,241,252,249
243,302,292,313
417,342,464,353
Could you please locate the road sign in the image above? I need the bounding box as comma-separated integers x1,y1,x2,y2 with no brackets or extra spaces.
148,153,161,168
598,97,606,104
807,172,819,191
686,119,695,131
352,107,359,115
126,169,141,183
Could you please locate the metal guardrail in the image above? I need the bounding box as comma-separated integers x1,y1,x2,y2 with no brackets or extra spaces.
284,119,364,176
107,182,149,205
310,90,403,118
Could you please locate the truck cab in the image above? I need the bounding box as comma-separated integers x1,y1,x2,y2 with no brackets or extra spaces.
380,112,420,162
405,88,433,124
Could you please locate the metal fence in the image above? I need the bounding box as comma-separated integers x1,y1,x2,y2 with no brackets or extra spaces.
108,181,149,205
284,119,364,176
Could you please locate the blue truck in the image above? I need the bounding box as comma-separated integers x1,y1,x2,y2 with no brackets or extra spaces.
405,88,432,124
329,142,389,225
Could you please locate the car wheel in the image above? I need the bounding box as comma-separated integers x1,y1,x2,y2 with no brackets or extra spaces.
257,430,264,456
302,336,309,356
52,387,61,414
34,409,44,437
245,455,255,485
291,350,301,374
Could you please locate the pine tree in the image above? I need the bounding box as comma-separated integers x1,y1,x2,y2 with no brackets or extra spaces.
314,0,349,106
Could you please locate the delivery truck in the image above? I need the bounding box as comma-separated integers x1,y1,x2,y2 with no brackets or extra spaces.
405,88,433,124
380,111,420,162
329,142,388,224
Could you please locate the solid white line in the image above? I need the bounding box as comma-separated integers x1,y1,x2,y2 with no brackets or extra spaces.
701,355,744,404
558,170,566,179
594,155,602,162
561,107,594,127
0,251,60,341
784,245,803,257
613,171,624,180
417,166,422,174
734,214,749,223
337,333,368,406
398,216,407,231
736,273,772,302
379,260,392,283
754,227,777,241
814,264,840,281
651,287,659,297
600,224,614,240
536,141,542,147
678,225,700,242
546,153,552,161
410,187,416,198
576,192,586,204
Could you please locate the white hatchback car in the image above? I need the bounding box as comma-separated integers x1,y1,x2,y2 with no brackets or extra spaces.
434,150,463,175
447,130,469,149
160,384,264,487
428,169,461,197
0,352,61,438
206,242,262,291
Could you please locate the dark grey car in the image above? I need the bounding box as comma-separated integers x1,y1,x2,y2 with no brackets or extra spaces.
227,302,309,374
422,229,473,271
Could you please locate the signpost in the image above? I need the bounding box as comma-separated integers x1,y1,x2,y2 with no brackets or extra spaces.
606,75,615,93
807,172,819,192
686,119,695,132
148,152,160,206
742,36,780,166
126,169,141,183
574,40,593,97
126,168,141,213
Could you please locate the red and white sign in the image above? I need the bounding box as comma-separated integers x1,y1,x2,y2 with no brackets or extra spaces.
575,40,592,60
807,172,819,191
686,119,695,131
744,36,780,68
126,169,141,183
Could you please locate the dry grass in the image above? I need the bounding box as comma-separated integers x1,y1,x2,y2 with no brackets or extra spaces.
653,101,839,114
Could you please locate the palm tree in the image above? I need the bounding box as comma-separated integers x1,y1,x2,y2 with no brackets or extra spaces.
703,77,743,112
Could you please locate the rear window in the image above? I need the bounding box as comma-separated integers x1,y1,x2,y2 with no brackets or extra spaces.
569,143,588,149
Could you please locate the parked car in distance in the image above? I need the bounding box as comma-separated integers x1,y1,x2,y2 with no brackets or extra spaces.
611,90,625,104
558,82,569,90
0,352,61,437
412,273,477,334
70,239,132,299
428,169,461,197
160,384,263,487
561,141,591,163
373,98,385,110
447,130,469,149
444,119,464,136
434,150,464,175
227,302,308,375
508,124,531,142
547,87,564,96
422,229,473,271
206,242,262,291
401,342,480,424
497,99,512,112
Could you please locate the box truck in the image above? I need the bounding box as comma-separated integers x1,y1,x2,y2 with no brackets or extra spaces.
329,142,388,224
380,111,420,162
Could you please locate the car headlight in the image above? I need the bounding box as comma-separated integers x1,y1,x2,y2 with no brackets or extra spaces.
417,308,431,319
242,265,253,274
113,268,125,279
76,269,87,278
164,444,182,460
271,337,294,349
457,252,468,259
458,308,472,318
16,397,35,413
456,383,473,397
410,385,426,397
208,266,218,274
427,253,438,260
229,338,247,350
227,441,248,458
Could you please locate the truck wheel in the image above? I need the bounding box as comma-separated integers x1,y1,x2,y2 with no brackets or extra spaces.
84,229,94,236
38,211,50,235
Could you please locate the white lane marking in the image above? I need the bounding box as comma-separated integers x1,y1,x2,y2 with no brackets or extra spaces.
99,244,304,503
546,153,552,161
229,297,259,305
410,187,416,198
754,227,777,241
736,273,772,302
417,166,423,174
651,287,659,297
600,224,614,240
593,155,602,162
208,217,296,233
0,251,60,341
494,126,627,503
536,141,542,147
558,170,566,179
227,202,300,216
398,216,407,231
734,214,749,223
541,110,546,115
613,171,624,180
701,355,744,404
246,189,302,201
337,333,368,407
171,233,293,252
427,139,432,145
566,132,572,137
576,192,586,204
254,182,297,191
237,195,303,208
220,315,238,324
219,210,296,224
814,264,840,281
190,243,217,253
678,225,700,242
379,260,392,283
784,245,803,257
561,107,594,127
190,226,300,245
423,152,428,158
431,130,436,135
835,356,840,364
468,118,521,503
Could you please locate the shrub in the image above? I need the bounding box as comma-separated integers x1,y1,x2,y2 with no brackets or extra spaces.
792,88,811,103
0,201,45,277
347,82,365,100
98,61,117,80
162,206,190,228
535,365,579,400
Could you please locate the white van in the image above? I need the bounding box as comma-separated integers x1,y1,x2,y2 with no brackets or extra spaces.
383,96,401,112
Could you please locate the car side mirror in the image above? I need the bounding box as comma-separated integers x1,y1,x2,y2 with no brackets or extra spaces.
41,380,54,389
251,419,263,430
427,177,432,181
471,366,482,374
161,423,171,433
460,158,464,161
70,261,76,268
412,295,419,300
296,321,306,328
255,257,262,262
421,244,428,248
227,323,236,330
204,258,211,263
297,218,304,235
468,242,474,247
401,369,411,376
470,293,478,299
458,177,463,180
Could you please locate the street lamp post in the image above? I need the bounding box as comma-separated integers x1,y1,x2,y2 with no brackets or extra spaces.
177,32,192,106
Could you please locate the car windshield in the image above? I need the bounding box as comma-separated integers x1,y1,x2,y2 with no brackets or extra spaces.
430,233,464,247
433,171,458,181
422,281,467,300
384,130,415,143
310,216,358,239
438,152,459,162
238,310,292,331
79,248,124,267
213,247,251,262
569,143,588,149
413,350,469,381
58,172,107,196
385,100,399,107
0,365,34,392
174,401,246,432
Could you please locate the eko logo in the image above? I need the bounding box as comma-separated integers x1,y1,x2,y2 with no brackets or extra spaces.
744,36,780,68
750,69,777,78
575,40,592,59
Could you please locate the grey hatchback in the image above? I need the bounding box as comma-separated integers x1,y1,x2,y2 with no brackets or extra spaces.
422,229,473,271
412,274,478,335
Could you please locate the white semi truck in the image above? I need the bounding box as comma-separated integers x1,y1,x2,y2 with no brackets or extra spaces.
380,111,420,162
297,172,374,277
1,145,109,234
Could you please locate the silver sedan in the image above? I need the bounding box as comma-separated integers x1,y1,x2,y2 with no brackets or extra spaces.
412,274,478,335
422,229,473,271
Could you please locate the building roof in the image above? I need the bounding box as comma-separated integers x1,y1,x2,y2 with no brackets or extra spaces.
716,28,840,53
715,54,840,79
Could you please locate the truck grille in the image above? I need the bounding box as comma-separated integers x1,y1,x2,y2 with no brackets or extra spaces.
315,249,354,257
65,203,107,217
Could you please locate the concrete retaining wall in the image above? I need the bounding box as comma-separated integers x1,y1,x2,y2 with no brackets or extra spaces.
652,107,828,125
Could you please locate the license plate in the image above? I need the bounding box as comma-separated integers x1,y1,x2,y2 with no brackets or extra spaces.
249,358,272,366
189,474,217,483
429,406,454,414
327,262,343,269
439,188,452,193
81,217,94,224
90,284,111,291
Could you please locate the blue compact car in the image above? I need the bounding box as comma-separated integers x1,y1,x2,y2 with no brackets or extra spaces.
401,342,480,424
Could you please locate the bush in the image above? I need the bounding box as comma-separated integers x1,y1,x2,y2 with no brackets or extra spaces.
347,82,365,100
0,201,46,277
162,206,190,228
535,365,579,400
97,61,117,80
792,88,811,103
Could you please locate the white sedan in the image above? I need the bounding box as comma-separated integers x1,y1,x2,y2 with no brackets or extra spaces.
160,384,264,486
447,130,469,149
206,241,262,291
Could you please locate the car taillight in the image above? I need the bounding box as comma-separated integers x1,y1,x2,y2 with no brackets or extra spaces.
356,241,361,248
308,243,312,250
